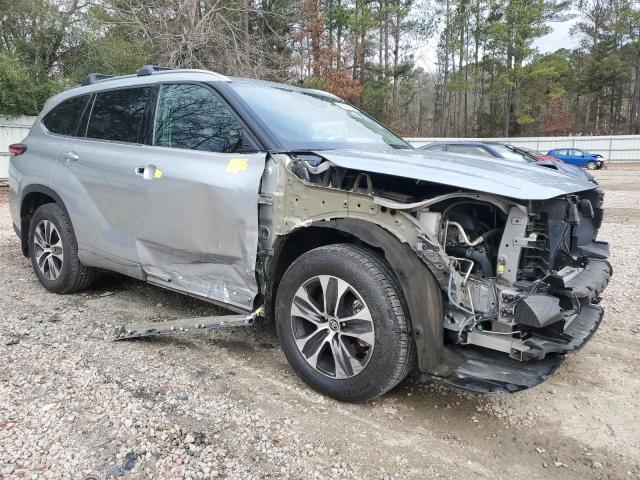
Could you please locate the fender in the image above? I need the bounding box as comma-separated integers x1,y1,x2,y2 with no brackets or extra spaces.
18,184,71,257
269,218,444,374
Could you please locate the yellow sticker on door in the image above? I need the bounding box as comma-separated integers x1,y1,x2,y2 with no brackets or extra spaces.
226,158,249,173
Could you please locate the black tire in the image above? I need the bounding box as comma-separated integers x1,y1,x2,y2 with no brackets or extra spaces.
275,244,415,402
586,161,598,170
28,203,98,293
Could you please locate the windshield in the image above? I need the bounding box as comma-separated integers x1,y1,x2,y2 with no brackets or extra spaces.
492,145,530,162
231,83,411,151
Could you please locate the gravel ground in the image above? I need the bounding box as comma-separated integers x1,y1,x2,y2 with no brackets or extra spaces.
1,170,639,480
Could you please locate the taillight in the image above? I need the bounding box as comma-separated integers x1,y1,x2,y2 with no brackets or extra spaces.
8,143,27,157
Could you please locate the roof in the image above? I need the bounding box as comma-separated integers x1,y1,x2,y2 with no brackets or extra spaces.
40,66,340,118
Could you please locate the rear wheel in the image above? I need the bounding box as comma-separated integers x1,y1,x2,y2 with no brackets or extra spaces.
586,161,598,170
28,203,97,293
275,244,415,402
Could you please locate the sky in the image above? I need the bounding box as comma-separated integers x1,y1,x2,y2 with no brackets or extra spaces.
414,15,582,72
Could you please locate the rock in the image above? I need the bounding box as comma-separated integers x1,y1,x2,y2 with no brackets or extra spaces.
123,452,136,470
591,461,603,469
185,434,196,444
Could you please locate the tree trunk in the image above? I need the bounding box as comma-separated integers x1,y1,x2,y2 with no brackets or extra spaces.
392,0,401,115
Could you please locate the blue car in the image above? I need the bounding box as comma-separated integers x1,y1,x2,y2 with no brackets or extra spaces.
547,148,605,170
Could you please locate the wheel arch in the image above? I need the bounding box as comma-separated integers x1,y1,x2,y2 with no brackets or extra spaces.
19,185,71,257
266,218,444,374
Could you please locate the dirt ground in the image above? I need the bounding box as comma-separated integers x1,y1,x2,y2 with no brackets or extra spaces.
0,170,639,480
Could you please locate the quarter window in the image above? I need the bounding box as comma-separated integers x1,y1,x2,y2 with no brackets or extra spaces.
154,84,243,153
86,87,151,143
42,95,90,136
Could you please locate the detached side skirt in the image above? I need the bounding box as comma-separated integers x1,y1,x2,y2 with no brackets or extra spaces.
114,313,256,340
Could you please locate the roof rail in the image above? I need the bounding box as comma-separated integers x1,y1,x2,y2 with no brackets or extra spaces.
137,65,176,76
81,72,116,86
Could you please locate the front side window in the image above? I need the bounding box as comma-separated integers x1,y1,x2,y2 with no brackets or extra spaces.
86,87,151,143
154,84,243,153
42,95,90,136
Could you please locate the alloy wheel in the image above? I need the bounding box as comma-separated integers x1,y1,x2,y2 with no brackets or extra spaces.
290,275,375,379
33,220,64,280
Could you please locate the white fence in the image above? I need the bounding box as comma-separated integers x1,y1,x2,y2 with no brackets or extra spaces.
406,135,640,163
2,115,640,181
0,116,36,181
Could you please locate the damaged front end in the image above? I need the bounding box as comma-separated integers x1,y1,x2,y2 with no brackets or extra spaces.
262,149,612,394
435,190,611,392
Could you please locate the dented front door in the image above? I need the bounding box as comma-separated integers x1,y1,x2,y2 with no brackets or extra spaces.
136,83,266,311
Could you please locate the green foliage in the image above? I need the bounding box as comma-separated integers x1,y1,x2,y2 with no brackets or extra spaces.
0,0,638,136
0,52,61,115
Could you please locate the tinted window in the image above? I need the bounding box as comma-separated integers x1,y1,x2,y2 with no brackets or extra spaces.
448,145,493,157
154,84,243,153
42,95,90,136
86,87,151,143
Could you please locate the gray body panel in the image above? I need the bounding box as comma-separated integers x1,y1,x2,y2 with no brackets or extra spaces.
312,149,597,200
8,122,66,228
50,133,265,310
131,147,265,311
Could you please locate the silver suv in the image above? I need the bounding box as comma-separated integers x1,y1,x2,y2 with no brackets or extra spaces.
9,66,612,401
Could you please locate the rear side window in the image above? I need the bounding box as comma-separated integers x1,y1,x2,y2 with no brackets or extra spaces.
42,95,90,136
86,87,151,143
154,84,243,153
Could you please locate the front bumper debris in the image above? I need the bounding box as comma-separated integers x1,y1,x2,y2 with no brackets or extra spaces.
438,345,563,394
521,304,604,360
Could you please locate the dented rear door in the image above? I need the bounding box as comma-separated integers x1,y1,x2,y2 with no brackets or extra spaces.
136,83,266,311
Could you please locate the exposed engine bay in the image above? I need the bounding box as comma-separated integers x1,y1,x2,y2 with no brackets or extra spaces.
263,151,612,392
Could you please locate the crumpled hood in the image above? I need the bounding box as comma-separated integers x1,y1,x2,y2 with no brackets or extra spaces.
312,149,598,200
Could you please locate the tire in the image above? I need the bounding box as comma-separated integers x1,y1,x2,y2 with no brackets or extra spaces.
275,244,415,402
586,161,598,170
28,203,97,294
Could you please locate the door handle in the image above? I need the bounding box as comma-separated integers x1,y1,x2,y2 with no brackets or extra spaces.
135,165,162,180
62,151,79,162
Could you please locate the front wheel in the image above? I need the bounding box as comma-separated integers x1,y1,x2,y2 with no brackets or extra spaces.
586,161,598,170
275,244,415,402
